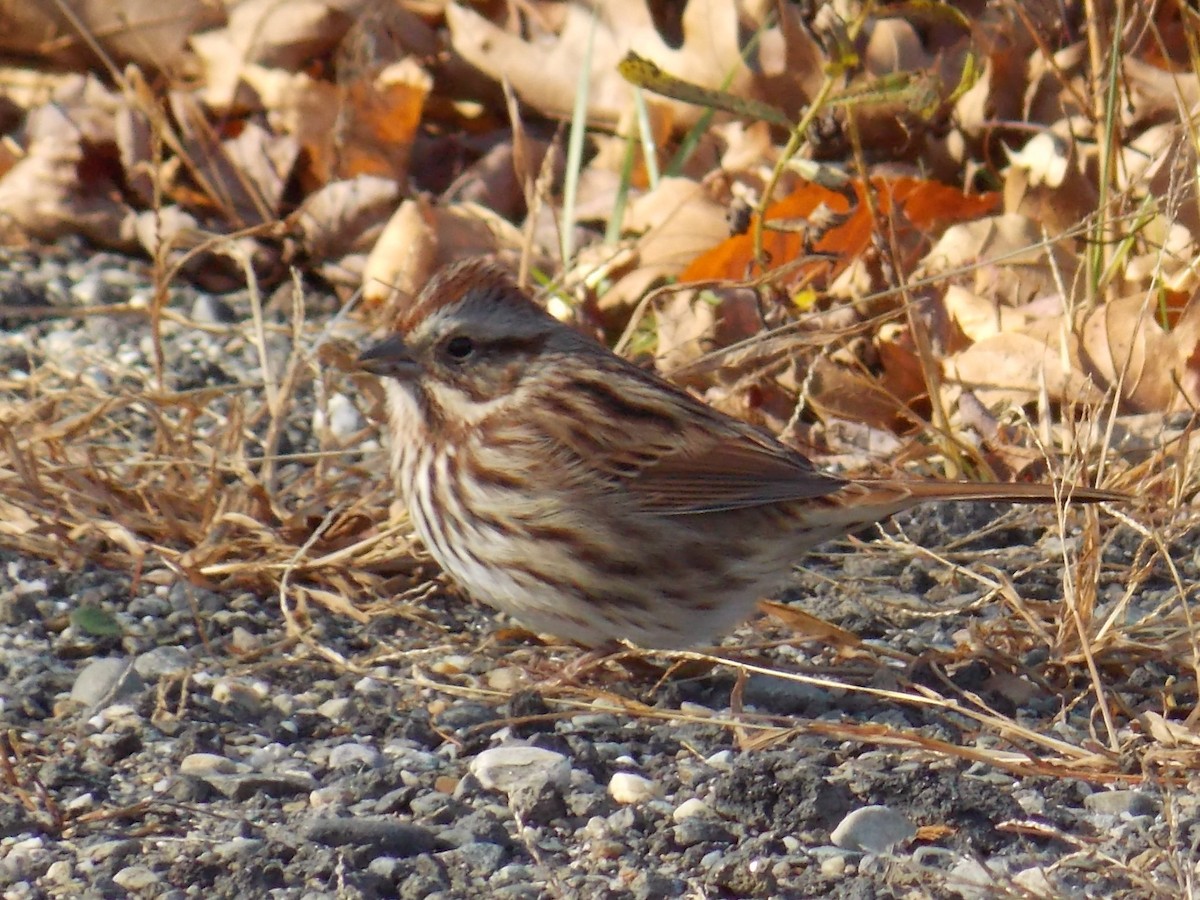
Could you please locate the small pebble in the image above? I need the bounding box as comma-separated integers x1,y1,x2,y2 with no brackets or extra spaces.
705,750,735,770
469,746,571,794
190,294,237,324
672,798,712,821
228,626,260,653
820,854,847,876
947,857,996,900
1013,867,1054,893
132,645,191,680
179,753,238,777
328,743,383,770
831,805,916,854
1083,789,1159,818
485,666,528,692
112,865,161,891
211,676,268,709
70,657,145,709
203,771,318,800
317,697,352,720
608,772,659,805
43,860,74,883
306,817,438,858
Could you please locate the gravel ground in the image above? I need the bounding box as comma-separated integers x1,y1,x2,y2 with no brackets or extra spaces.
1,244,1198,899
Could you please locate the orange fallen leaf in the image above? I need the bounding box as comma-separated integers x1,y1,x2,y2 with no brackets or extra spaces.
680,177,998,285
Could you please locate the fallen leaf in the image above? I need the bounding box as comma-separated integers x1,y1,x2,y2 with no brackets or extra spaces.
1078,291,1200,413
291,174,402,279
362,197,438,323
447,0,753,129
682,177,999,286
945,330,1104,410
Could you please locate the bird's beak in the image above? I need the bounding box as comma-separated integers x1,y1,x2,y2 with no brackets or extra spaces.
358,334,420,379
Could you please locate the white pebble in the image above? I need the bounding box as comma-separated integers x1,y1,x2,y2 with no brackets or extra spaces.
820,854,847,876
112,865,160,891
179,753,238,777
469,746,571,794
608,772,660,805
704,750,735,770
485,666,528,692
317,697,351,720
672,798,712,821
831,805,916,854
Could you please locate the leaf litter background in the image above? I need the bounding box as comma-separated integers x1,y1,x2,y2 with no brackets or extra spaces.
2,0,1200,895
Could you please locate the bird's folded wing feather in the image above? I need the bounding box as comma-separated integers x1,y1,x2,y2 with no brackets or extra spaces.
628,422,846,515
539,365,846,515
532,362,1121,517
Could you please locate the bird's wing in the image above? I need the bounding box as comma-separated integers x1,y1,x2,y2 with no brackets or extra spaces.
627,418,845,515
534,360,845,516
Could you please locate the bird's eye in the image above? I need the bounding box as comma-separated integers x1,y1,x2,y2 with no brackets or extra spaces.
444,335,475,361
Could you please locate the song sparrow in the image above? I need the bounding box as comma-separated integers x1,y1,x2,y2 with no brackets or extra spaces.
359,259,1120,649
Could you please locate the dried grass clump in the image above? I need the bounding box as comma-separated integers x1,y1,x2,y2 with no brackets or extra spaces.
0,314,418,625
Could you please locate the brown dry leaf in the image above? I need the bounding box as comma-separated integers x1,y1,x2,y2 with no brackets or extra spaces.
1117,123,1200,285
1125,220,1198,294
944,330,1104,411
243,57,431,187
291,174,402,285
653,286,720,373
430,202,517,266
445,137,556,223
625,178,730,268
807,356,912,433
331,59,432,182
1141,711,1200,748
1122,55,1200,130
919,214,1076,307
224,0,359,70
167,86,310,226
220,121,300,217
1078,291,1200,413
114,99,155,206
874,323,930,411
333,198,511,293
864,17,933,74
362,197,438,321
942,285,1041,342
131,204,203,263
653,279,784,378
832,11,972,160
242,66,340,172
0,0,209,70
0,76,134,246
751,3,825,120
0,67,81,110
758,600,867,649
1023,42,1088,125
191,0,360,111
952,391,1032,477
1003,128,1099,236
716,120,776,174
947,280,1200,415
598,177,731,316
132,206,274,291
447,0,751,128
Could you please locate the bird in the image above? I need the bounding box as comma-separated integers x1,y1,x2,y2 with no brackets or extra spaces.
357,258,1122,650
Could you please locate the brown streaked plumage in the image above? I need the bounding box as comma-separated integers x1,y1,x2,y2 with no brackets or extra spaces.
358,258,1122,649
